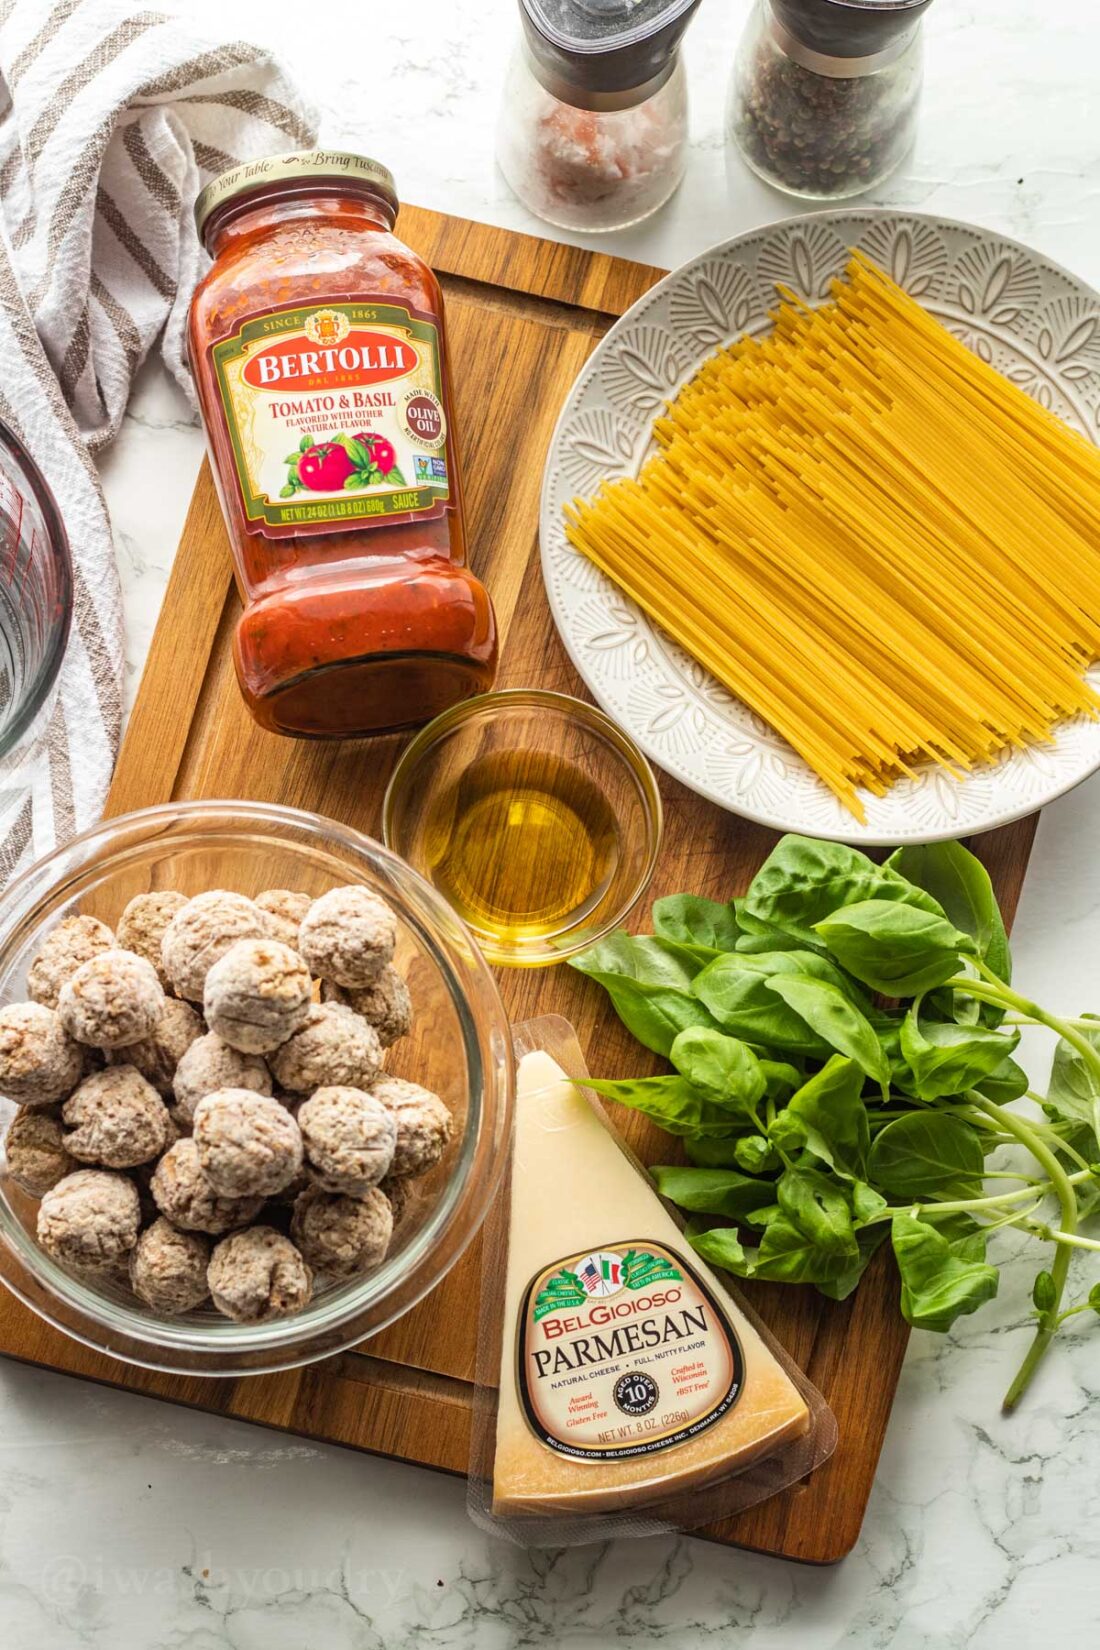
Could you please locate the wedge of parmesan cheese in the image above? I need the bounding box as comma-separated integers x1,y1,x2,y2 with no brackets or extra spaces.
492,1049,811,1517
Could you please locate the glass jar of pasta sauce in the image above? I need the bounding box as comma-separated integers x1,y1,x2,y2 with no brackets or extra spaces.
189,151,498,738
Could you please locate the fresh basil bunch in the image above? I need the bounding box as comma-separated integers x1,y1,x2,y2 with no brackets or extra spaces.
572,835,1100,1410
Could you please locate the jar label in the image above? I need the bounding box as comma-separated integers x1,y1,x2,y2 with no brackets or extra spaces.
516,1241,744,1461
210,299,451,536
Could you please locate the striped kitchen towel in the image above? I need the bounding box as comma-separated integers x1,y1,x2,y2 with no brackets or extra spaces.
0,0,316,883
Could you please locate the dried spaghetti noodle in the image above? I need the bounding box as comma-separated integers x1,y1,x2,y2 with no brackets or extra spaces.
564,254,1100,819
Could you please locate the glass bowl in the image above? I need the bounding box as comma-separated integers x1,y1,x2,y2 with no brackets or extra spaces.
382,689,663,966
0,417,73,826
0,800,513,1376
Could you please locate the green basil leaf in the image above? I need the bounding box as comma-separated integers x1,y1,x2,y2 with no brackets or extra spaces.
886,840,1011,987
926,972,982,1027
651,1165,777,1220
743,835,947,947
776,1166,858,1258
816,1225,889,1300
692,949,865,1056
678,1132,784,1173
765,974,891,1092
384,464,407,485
572,932,708,990
851,1181,888,1225
735,910,829,957
1045,1021,1100,1147
585,975,720,1057
732,1134,781,1173
867,1111,986,1201
747,1213,862,1285
759,1059,802,1101
284,452,303,465
693,954,826,1055
583,1075,743,1136
923,1211,989,1263
687,1224,751,1275
766,1110,806,1155
891,1213,999,1332
669,1027,766,1112
572,935,720,1055
299,433,313,452
684,1134,748,1167
814,900,976,996
777,1055,870,1179
743,1203,782,1229
899,1011,1020,1101
652,894,741,953
972,1055,1029,1104
278,484,295,498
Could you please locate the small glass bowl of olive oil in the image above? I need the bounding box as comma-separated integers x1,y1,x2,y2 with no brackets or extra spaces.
382,690,662,966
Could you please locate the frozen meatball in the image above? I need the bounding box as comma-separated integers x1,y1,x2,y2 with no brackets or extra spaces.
268,1002,382,1095
116,891,188,988
0,1002,84,1106
379,1174,411,1227
265,1161,310,1207
37,1169,140,1272
131,1132,178,1225
207,1226,313,1323
193,1089,303,1199
203,938,312,1055
298,886,397,989
130,1217,210,1314
290,1185,393,1278
62,1066,174,1169
4,1107,75,1196
27,915,116,1009
371,1076,452,1180
297,1086,395,1196
108,997,203,1096
323,966,412,1049
256,889,312,950
161,891,266,1003
58,950,165,1050
150,1138,263,1235
172,1032,271,1124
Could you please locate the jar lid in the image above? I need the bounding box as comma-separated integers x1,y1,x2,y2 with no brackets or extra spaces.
520,0,702,103
195,149,397,240
772,0,932,59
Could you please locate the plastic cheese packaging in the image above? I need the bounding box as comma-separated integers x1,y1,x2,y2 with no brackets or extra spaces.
468,1017,837,1545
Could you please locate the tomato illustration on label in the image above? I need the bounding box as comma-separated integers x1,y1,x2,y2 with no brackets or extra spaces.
281,431,408,499
296,442,355,492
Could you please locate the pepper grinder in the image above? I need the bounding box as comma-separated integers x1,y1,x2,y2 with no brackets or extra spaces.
728,0,934,200
497,0,703,233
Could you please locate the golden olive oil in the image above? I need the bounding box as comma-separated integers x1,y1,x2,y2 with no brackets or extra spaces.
421,747,620,951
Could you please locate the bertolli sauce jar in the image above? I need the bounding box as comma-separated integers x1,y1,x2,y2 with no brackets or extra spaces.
189,150,497,738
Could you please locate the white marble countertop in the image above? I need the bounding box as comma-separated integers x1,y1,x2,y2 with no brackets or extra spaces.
3,0,1100,1643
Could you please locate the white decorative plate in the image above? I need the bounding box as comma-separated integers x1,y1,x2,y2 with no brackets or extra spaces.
539,211,1100,845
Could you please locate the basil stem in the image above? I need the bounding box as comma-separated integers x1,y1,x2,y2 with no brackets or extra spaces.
972,1093,1079,1411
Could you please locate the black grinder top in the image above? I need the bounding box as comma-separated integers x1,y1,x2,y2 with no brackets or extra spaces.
520,0,703,105
771,0,933,60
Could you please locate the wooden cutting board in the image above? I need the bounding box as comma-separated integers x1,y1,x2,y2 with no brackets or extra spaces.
0,205,1040,1563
